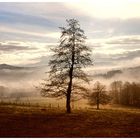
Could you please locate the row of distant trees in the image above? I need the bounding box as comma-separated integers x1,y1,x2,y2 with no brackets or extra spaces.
88,81,140,109
110,81,140,107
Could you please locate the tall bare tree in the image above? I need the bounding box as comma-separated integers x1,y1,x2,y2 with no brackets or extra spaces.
40,19,92,113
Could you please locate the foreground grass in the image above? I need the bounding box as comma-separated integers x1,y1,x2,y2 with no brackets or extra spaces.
0,105,139,137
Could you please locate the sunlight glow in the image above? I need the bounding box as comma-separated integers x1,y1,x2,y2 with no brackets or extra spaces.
67,0,140,19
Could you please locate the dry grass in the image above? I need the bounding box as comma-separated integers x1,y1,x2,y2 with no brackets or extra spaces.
0,104,139,137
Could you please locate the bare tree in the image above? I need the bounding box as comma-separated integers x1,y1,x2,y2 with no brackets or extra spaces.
88,81,111,110
40,19,92,113
110,81,122,104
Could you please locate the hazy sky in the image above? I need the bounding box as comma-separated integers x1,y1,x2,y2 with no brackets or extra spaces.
0,0,140,70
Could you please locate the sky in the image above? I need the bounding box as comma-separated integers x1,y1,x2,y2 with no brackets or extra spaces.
0,0,140,70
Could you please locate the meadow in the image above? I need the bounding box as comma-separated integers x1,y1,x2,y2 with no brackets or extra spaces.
0,102,139,137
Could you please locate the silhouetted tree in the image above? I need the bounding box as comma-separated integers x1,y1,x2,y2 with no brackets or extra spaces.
110,81,122,104
131,82,140,106
122,82,130,105
88,81,111,110
40,19,92,113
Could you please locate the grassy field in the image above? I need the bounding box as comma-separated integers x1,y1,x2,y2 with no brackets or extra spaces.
0,104,140,137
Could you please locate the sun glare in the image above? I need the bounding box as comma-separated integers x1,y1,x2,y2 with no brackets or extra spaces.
67,0,140,19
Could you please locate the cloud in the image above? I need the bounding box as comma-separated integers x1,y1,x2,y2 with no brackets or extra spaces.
67,0,140,19
0,42,36,52
93,49,140,69
0,10,56,29
90,35,140,69
0,40,56,66
85,18,140,39
0,2,140,69
110,18,140,36
28,55,52,67
106,36,140,45
0,25,60,42
1,3,140,42
112,50,140,61
103,35,140,51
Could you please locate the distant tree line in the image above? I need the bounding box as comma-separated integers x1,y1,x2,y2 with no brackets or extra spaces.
109,81,140,107
88,81,140,109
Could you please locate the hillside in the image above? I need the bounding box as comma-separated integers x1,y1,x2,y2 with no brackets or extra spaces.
0,64,34,70
93,66,140,80
0,63,44,81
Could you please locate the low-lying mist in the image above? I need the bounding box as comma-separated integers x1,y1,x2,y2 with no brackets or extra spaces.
0,64,140,107
0,67,47,98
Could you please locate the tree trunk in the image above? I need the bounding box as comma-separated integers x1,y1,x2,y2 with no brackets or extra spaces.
97,92,99,110
66,90,71,113
66,33,75,113
66,68,73,113
97,102,99,110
